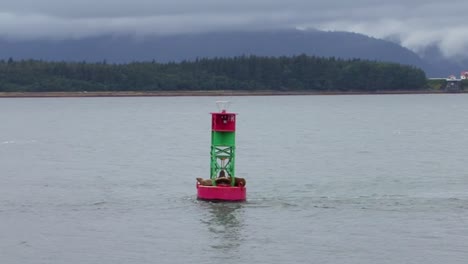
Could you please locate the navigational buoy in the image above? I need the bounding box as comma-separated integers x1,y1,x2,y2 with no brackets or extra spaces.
196,101,246,201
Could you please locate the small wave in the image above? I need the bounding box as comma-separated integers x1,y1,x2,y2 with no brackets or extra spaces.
356,150,372,154
1,140,37,145
91,201,107,206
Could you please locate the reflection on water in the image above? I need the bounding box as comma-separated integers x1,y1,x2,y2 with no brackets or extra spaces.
199,202,245,255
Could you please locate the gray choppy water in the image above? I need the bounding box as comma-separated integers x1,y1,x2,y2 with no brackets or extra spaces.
1,94,468,264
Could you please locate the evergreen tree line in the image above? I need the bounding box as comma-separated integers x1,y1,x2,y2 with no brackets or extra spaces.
0,55,427,92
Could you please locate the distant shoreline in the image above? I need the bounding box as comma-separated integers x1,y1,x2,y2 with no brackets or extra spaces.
0,90,465,98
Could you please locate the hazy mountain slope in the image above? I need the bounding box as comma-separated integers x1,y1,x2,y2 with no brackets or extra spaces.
418,44,468,77
0,30,437,74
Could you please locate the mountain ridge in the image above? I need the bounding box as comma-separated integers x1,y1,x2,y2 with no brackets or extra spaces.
0,30,463,77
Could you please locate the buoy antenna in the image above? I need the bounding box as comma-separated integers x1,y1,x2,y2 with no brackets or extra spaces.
216,100,231,113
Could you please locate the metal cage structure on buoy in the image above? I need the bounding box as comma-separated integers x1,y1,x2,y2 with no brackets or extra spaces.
196,101,246,201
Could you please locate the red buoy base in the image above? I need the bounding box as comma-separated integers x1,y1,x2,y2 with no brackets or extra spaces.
197,183,246,202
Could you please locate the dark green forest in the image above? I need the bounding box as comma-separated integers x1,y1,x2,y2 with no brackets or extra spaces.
0,55,428,92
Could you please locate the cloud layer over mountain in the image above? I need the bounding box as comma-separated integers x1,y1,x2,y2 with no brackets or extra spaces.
1,0,467,58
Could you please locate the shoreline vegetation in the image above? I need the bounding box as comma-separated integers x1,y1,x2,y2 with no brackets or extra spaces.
0,89,465,98
0,54,465,96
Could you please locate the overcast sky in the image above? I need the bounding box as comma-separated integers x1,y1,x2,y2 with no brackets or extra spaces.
1,0,467,58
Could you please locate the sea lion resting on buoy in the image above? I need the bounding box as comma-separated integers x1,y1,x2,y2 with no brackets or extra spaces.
196,178,213,186
233,177,246,187
215,177,231,185
214,177,246,186
196,177,246,187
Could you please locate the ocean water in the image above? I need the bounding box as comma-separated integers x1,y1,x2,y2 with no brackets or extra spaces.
1,94,468,264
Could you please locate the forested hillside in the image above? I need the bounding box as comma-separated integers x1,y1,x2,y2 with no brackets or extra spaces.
0,55,427,92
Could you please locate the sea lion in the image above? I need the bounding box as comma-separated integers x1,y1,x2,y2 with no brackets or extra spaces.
233,177,246,187
196,177,213,186
215,177,231,185
196,177,246,187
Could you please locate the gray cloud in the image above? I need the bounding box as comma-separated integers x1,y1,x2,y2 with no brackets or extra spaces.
0,0,467,58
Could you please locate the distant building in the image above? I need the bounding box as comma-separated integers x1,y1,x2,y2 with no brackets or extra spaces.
461,71,468,80
445,78,461,92
447,75,457,80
